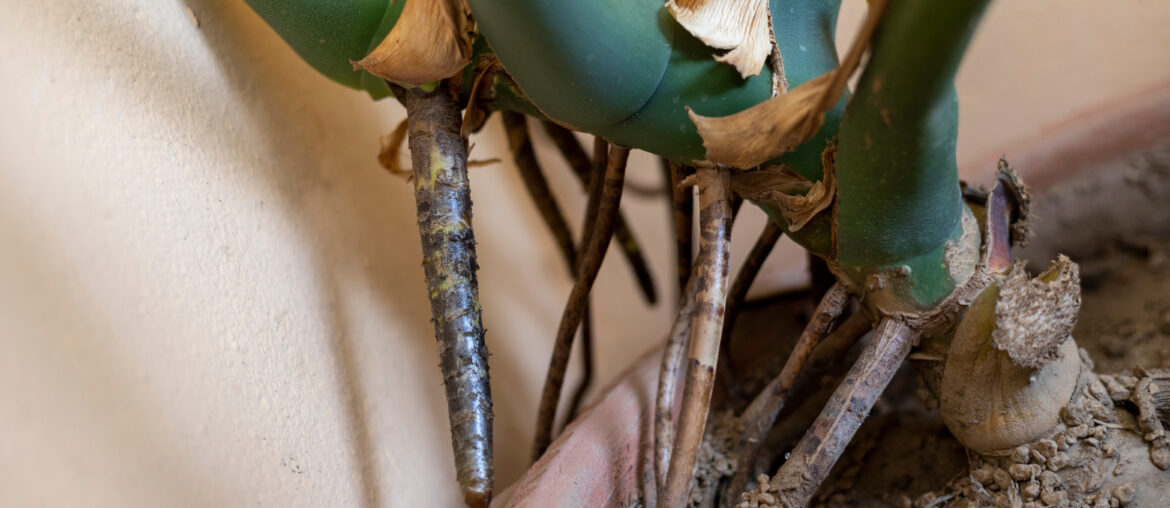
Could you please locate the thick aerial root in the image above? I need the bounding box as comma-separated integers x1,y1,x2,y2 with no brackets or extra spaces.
531,144,630,461
724,283,853,506
764,318,916,506
401,86,493,508
656,274,702,492
541,120,658,304
661,165,734,508
717,220,785,405
666,160,695,305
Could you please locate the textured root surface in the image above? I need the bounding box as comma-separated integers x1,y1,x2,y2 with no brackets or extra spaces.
661,166,734,507
675,145,1170,508
402,87,493,507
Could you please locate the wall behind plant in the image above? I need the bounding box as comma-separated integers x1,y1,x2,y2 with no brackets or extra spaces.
1,1,1167,506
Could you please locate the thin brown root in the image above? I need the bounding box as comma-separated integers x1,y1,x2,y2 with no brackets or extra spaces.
565,303,595,422
808,252,836,301
656,274,702,492
717,220,785,406
767,318,916,506
660,165,734,508
612,211,659,304
667,160,696,305
401,86,493,508
723,284,852,506
542,121,658,304
531,144,630,461
501,112,577,274
502,112,598,423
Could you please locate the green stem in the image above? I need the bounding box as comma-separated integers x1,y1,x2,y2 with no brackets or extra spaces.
834,0,990,307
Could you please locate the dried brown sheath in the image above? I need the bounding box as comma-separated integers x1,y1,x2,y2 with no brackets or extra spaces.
532,144,630,461
542,121,657,305
661,166,734,507
402,86,493,508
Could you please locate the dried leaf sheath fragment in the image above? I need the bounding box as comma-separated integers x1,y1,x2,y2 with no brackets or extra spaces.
666,0,773,78
401,86,492,508
353,0,470,85
661,166,734,508
691,0,888,168
532,144,630,461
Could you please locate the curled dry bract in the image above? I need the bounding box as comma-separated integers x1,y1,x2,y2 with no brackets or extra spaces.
665,0,773,78
353,0,472,86
689,0,887,169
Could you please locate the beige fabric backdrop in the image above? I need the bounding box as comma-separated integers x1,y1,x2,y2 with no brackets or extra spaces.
1,1,1167,506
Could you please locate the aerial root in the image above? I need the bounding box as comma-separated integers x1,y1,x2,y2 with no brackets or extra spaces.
531,143,629,461
500,112,597,424
717,220,785,408
401,85,493,508
656,273,702,492
660,165,735,508
723,283,856,506
760,318,916,506
542,121,658,304
666,160,696,306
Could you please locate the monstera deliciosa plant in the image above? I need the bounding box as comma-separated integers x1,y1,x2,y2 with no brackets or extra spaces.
246,0,1170,506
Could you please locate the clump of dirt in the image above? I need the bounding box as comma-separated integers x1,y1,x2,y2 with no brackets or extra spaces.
694,143,1170,507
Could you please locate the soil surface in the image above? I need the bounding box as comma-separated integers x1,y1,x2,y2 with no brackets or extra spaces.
702,143,1170,507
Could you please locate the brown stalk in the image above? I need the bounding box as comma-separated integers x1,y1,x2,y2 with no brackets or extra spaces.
501,112,578,272
716,220,785,405
541,121,658,304
667,161,695,305
565,306,595,422
655,273,701,492
769,317,916,506
500,111,596,424
660,166,734,508
401,86,492,508
531,144,630,461
723,283,852,506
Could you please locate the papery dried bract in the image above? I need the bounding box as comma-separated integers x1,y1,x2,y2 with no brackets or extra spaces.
690,0,888,169
666,0,773,78
729,158,835,232
353,0,471,86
